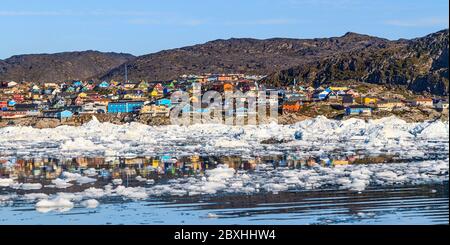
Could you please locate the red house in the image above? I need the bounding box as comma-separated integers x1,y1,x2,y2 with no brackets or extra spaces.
13,94,24,103
0,101,7,109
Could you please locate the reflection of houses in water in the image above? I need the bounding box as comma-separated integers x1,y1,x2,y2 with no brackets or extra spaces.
74,157,106,168
0,153,383,182
0,158,63,181
220,156,243,169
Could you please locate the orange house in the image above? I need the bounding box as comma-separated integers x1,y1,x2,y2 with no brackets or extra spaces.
218,75,232,81
283,101,302,113
223,83,234,92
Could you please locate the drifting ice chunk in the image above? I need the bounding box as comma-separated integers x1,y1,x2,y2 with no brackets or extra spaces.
81,199,99,209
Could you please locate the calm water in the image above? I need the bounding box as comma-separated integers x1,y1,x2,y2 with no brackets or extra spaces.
0,156,448,225
0,184,448,225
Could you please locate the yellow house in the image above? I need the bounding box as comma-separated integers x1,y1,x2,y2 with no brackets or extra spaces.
44,83,58,88
363,97,377,105
152,159,160,168
150,89,160,97
110,80,119,87
329,86,349,91
332,160,349,165
32,94,42,100
123,93,143,100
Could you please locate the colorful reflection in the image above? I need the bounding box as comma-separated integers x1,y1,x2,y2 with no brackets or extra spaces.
0,153,390,182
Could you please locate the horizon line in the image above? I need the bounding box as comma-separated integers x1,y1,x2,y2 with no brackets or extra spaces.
1,28,448,60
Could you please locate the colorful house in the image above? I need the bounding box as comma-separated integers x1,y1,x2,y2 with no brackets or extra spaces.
123,93,144,100
282,101,302,113
156,98,172,107
138,81,150,90
313,90,329,100
0,101,8,110
223,83,234,92
7,100,16,107
327,91,339,101
154,83,164,92
218,75,232,82
328,86,349,91
332,160,349,166
66,86,75,93
150,89,160,98
363,97,377,105
140,105,169,115
12,94,24,103
43,110,73,119
72,81,83,87
345,105,372,116
98,81,110,88
107,101,144,113
58,110,73,119
413,98,433,107
377,100,405,111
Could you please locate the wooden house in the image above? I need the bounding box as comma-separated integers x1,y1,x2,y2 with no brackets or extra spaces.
345,105,372,116
377,99,405,111
282,101,302,113
413,98,433,107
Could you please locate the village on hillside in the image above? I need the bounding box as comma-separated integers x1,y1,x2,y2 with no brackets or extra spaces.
0,73,448,126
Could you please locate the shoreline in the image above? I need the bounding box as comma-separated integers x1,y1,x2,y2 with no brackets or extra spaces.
0,108,448,128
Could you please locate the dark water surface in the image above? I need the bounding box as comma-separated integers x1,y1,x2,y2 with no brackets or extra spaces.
0,156,448,224
0,183,447,225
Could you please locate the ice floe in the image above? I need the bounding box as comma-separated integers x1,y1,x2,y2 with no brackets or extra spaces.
0,116,447,160
81,199,99,208
35,197,74,213
0,159,446,213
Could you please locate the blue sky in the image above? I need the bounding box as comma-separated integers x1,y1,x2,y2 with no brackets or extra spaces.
1,0,448,59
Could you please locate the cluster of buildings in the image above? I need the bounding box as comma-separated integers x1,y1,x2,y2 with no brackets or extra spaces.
0,74,448,121
0,74,263,120
281,85,448,116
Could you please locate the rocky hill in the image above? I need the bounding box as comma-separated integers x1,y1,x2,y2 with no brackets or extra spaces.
264,29,449,95
99,33,391,82
0,51,134,83
1,29,448,95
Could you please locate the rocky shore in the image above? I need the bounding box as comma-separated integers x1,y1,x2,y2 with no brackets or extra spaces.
0,107,448,128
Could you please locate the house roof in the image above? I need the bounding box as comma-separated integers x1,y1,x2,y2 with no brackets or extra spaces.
14,103,38,111
283,101,301,106
416,98,433,101
347,105,372,109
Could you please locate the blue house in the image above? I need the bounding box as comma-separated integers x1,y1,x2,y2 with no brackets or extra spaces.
57,110,73,119
107,101,144,113
156,98,172,107
313,90,330,100
72,81,83,87
7,100,16,107
163,87,170,96
345,105,372,116
66,86,75,92
43,110,73,119
99,81,109,88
